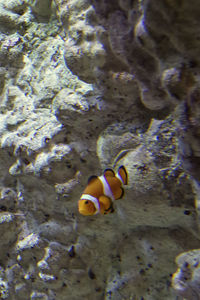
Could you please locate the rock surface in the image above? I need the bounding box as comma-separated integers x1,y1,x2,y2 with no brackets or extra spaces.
0,0,200,299
172,249,200,300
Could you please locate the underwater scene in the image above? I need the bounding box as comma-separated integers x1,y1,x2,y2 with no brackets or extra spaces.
0,0,200,299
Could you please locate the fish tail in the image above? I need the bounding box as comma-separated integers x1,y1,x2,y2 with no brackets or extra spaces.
117,165,128,185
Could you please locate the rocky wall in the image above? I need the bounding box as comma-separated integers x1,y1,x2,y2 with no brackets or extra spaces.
0,0,200,299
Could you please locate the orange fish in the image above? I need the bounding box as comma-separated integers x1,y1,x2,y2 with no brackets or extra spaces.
78,166,128,216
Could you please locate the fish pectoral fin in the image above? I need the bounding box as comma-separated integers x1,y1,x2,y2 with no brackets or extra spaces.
118,165,128,185
99,195,112,214
87,175,98,184
104,168,115,177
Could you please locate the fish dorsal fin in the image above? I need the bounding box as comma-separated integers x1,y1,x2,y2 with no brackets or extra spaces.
117,166,128,185
87,175,98,184
104,168,115,178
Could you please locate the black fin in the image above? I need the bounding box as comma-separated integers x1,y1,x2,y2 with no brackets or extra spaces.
104,204,114,214
87,175,98,184
104,168,115,177
110,207,115,213
118,165,128,185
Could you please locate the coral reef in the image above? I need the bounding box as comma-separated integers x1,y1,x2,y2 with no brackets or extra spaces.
0,0,199,299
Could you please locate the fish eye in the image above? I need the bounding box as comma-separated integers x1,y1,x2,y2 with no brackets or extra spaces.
85,200,89,204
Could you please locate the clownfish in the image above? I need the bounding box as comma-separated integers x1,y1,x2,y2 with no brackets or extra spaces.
78,166,128,216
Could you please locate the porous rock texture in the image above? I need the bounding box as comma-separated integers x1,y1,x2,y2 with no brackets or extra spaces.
0,0,200,299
